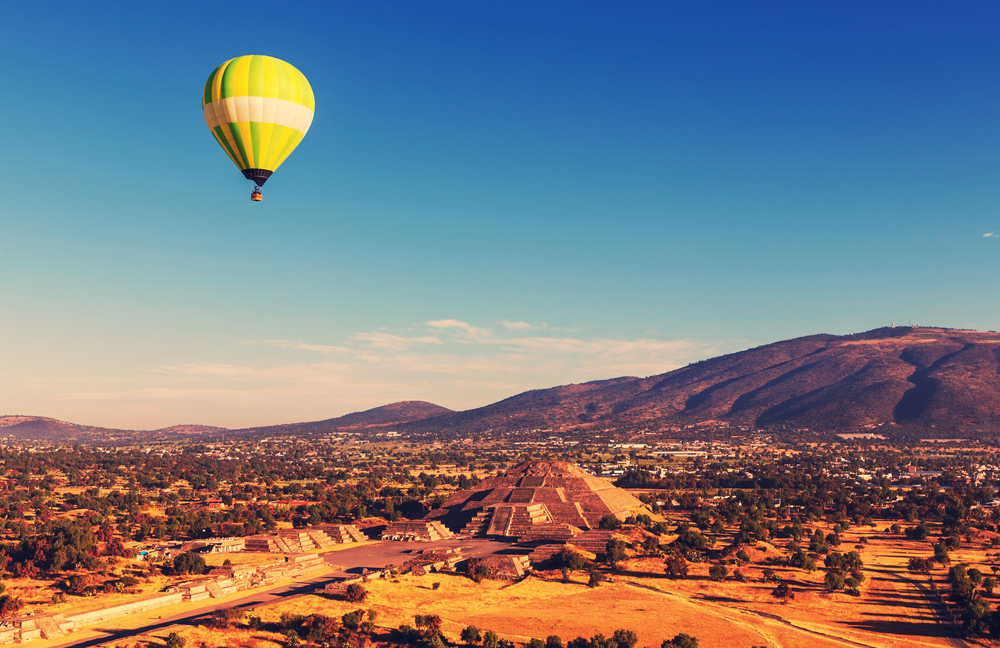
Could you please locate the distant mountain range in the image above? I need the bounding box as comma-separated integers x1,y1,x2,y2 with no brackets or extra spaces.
7,326,1000,441
397,326,1000,437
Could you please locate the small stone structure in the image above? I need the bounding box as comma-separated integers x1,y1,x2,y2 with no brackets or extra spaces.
182,537,246,554
379,520,454,542
318,524,368,543
477,554,531,580
244,526,365,553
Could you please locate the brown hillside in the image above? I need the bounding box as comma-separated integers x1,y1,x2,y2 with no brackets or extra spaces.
236,400,454,435
405,327,1000,434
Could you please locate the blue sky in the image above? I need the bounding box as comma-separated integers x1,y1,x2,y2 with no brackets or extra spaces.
3,2,1000,428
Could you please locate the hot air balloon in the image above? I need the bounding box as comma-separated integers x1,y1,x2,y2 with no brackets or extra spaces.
202,55,315,202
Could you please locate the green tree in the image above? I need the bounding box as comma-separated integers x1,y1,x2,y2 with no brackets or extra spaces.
605,538,627,567
663,553,688,579
600,515,622,530
171,552,208,575
612,629,638,648
483,630,500,648
662,634,699,648
771,581,794,602
461,626,482,645
963,597,991,638
557,549,587,571
342,610,364,631
708,563,728,582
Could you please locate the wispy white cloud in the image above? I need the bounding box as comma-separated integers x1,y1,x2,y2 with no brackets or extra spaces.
353,332,442,350
500,321,541,331
985,232,999,238
239,339,351,354
426,319,492,339
48,319,723,428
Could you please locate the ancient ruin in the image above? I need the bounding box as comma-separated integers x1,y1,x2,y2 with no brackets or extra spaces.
379,520,454,541
425,460,646,541
244,525,366,552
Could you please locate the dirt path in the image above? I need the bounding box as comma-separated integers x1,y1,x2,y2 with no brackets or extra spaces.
886,570,969,648
863,543,969,648
623,581,877,648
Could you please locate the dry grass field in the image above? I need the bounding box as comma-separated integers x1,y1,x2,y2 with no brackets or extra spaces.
245,572,849,648
222,517,998,648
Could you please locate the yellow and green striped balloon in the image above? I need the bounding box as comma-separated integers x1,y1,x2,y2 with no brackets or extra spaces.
202,55,315,187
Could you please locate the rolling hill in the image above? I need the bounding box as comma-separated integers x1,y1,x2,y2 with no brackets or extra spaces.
400,326,1000,435
234,400,453,435
9,327,1000,440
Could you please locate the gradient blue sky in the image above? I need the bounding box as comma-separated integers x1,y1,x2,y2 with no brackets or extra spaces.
3,2,1000,429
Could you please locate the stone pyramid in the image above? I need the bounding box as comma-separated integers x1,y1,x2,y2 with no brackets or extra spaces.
426,460,645,539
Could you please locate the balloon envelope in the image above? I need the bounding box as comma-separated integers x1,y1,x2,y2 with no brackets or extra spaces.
202,55,315,186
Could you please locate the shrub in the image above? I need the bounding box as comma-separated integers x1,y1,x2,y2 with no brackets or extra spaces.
165,633,186,648
0,595,25,618
393,625,420,644
557,549,587,571
546,636,564,648
771,581,794,602
466,558,492,583
908,557,932,574
342,610,364,631
415,614,443,636
302,615,338,644
209,607,244,629
344,583,368,603
663,553,688,579
588,570,605,588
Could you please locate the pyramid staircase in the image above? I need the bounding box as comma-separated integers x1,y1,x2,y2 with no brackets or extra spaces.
33,616,66,640
305,529,335,548
381,520,454,541
486,507,513,536
319,524,368,543
505,504,553,538
244,536,282,552
277,530,318,552
461,510,492,536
